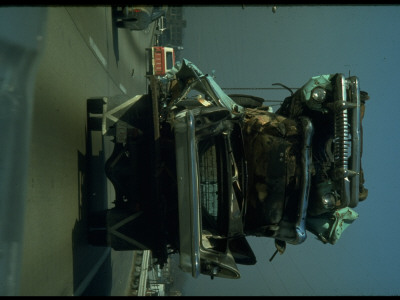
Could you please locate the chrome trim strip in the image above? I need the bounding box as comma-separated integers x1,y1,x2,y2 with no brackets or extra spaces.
348,76,361,208
186,111,201,277
333,74,361,208
334,74,351,207
294,117,314,244
174,110,201,278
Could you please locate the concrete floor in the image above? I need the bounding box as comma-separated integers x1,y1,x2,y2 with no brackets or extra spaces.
18,7,156,295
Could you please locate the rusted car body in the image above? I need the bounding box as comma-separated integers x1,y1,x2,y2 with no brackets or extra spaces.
164,60,251,278
158,59,368,277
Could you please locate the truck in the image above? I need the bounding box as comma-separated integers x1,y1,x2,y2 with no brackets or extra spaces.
113,6,166,31
86,58,369,279
146,46,175,76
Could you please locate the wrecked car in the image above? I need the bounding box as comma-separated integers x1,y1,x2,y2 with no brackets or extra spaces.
86,59,369,280
242,72,369,259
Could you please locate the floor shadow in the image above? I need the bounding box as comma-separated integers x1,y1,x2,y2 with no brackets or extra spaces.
80,253,112,296
71,123,112,296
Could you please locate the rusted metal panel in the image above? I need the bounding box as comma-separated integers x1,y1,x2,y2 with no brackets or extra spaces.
242,109,301,234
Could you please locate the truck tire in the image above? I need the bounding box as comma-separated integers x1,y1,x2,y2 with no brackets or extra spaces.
228,94,264,108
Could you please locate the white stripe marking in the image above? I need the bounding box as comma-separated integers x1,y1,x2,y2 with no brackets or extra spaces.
89,36,107,67
119,83,127,94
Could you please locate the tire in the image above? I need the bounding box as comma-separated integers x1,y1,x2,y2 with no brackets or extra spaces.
228,94,264,108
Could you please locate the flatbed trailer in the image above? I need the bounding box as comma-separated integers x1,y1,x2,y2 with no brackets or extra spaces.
86,75,174,268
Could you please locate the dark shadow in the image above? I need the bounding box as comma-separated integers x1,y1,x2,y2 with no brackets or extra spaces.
80,253,112,296
72,121,112,295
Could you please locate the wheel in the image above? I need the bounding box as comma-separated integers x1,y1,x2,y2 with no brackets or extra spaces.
228,94,264,108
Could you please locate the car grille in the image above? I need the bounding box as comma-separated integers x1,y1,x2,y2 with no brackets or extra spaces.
333,74,361,208
199,144,218,219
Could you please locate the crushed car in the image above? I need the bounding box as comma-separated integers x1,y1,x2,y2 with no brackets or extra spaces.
86,58,369,280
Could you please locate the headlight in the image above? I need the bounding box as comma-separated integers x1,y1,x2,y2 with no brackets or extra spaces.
311,87,326,102
322,193,336,209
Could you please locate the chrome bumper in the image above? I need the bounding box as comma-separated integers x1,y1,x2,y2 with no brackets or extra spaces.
333,75,361,208
173,108,242,279
174,110,201,278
